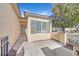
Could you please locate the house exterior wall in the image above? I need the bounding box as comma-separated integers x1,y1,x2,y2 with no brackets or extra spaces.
26,16,52,42
0,40,1,56
0,3,21,51
19,18,27,35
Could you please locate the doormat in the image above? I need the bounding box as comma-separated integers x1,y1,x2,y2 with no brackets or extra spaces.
41,47,73,56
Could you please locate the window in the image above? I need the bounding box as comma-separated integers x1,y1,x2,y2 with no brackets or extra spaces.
41,22,47,32
31,20,50,33
31,20,36,33
36,21,41,33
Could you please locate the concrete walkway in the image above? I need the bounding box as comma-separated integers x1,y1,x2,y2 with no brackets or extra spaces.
17,39,63,56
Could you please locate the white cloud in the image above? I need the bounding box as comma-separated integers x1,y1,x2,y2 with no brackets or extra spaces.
39,11,48,15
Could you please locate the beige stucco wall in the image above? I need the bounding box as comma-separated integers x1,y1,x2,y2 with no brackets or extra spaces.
26,16,52,42
51,32,65,44
0,4,21,50
0,41,1,56
19,18,27,35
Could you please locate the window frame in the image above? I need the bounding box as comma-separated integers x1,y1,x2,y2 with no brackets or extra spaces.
31,20,50,34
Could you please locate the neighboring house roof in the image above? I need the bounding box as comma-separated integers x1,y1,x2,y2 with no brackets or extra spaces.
24,11,53,20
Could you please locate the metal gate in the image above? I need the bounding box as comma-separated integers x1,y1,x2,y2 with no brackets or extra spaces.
0,36,9,56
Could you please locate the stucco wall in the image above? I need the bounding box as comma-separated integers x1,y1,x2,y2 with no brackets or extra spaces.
19,18,27,35
26,16,52,42
0,4,21,50
0,43,1,56
51,32,65,44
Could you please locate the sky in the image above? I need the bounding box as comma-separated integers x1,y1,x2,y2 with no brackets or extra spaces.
18,3,54,17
